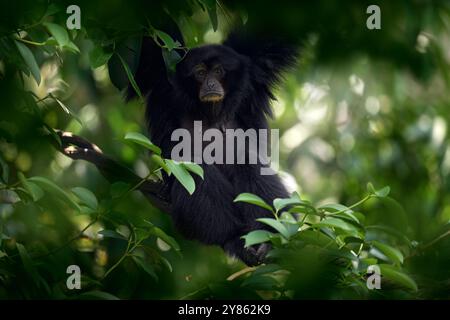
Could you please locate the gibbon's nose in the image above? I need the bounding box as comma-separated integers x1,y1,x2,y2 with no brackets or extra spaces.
207,79,216,89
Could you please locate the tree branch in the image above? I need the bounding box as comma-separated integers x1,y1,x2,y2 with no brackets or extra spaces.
53,131,172,213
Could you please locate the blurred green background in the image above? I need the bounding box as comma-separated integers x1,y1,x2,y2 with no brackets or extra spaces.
0,0,449,299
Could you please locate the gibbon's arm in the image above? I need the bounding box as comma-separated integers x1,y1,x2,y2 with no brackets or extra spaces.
126,23,185,101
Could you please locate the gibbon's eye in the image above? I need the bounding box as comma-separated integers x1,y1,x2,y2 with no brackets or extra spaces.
194,65,207,79
213,65,224,77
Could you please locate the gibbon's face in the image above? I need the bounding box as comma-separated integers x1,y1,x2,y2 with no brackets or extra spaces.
176,44,247,105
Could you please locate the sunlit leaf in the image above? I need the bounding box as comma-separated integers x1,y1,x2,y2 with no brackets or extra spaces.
314,217,359,233
320,204,360,224
379,264,418,292
199,0,218,31
371,240,404,265
273,192,303,212
155,30,180,51
149,226,180,251
182,162,204,179
166,160,196,195
43,22,69,46
151,154,170,174
160,256,173,273
234,193,273,212
63,41,80,54
241,230,273,247
99,229,127,240
375,186,390,198
124,132,161,155
256,218,290,239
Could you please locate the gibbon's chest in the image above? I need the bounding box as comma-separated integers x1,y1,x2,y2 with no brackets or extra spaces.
170,118,267,169
170,118,242,165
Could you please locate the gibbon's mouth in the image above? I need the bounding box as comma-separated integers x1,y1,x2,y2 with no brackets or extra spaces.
200,91,224,102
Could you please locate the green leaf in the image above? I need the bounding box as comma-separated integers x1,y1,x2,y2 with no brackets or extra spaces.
15,40,41,84
234,193,273,212
72,187,98,210
43,22,69,46
273,192,303,212
28,176,80,212
18,172,44,201
367,183,391,198
16,243,40,286
166,160,196,195
367,182,376,194
117,53,143,100
320,203,352,213
110,182,130,198
160,256,173,273
98,229,126,240
43,124,62,146
375,186,390,198
148,225,180,251
200,0,218,31
252,264,281,276
124,132,161,155
63,41,80,54
89,46,113,68
22,91,40,116
156,237,171,251
0,155,9,183
279,211,297,223
379,264,418,292
151,154,170,174
279,212,300,236
361,258,378,265
162,48,183,73
51,95,82,125
371,240,404,265
241,230,273,247
78,205,96,216
182,162,204,179
314,217,359,232
155,30,179,51
132,255,158,281
256,218,290,239
320,203,360,224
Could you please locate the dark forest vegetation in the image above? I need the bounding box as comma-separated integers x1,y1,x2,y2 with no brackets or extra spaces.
0,0,449,299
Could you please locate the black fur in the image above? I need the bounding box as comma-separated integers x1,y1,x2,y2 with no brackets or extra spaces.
129,32,297,265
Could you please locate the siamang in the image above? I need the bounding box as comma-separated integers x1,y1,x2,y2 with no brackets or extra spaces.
128,30,298,265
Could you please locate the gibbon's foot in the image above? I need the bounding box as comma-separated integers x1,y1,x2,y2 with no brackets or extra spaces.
224,238,271,266
247,243,271,265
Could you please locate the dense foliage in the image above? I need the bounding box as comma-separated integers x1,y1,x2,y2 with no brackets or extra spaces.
0,0,449,299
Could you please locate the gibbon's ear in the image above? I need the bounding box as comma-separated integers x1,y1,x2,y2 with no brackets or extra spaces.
223,31,298,87
126,22,184,101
